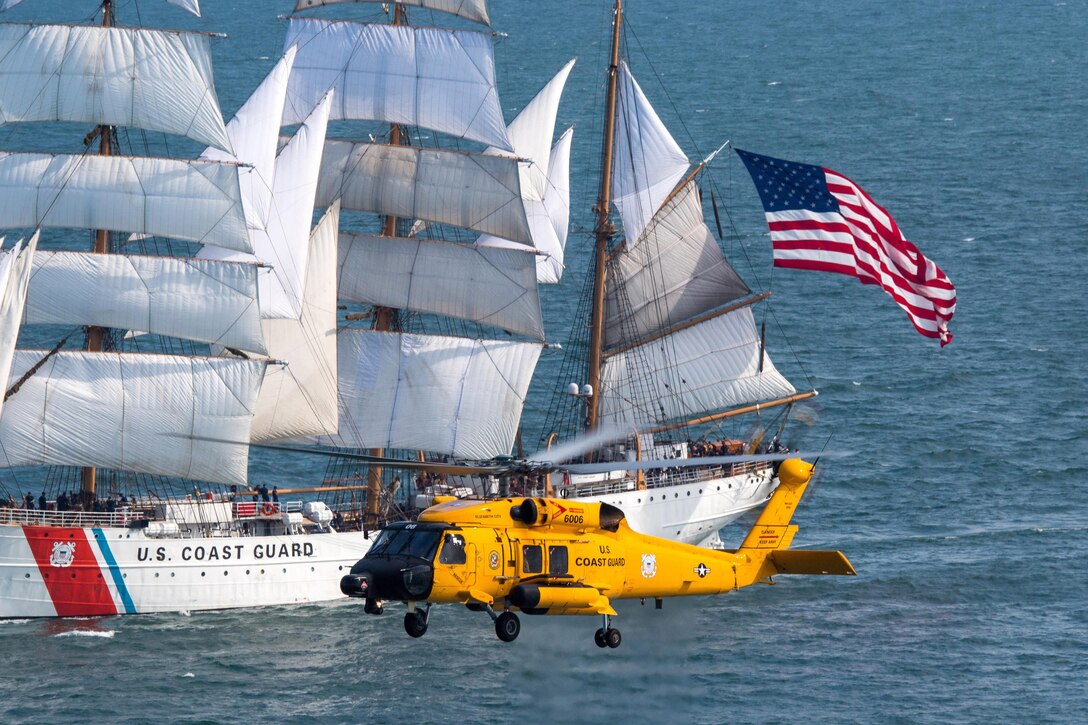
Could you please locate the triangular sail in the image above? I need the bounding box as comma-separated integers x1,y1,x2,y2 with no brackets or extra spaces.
202,47,299,234
604,180,750,349
25,251,266,354
247,203,340,442
479,126,572,284
282,18,512,150
0,233,36,420
0,153,252,253
612,61,689,243
0,352,266,486
598,307,796,429
322,331,542,460
201,92,332,319
0,24,231,153
292,0,491,26
313,140,532,245
338,233,544,340
485,59,575,202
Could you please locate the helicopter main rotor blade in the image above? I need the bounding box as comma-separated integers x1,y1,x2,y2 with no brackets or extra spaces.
250,443,505,477
557,450,854,475
524,425,638,466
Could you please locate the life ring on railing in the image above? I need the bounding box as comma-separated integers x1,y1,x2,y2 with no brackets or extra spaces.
261,502,276,516
559,487,569,499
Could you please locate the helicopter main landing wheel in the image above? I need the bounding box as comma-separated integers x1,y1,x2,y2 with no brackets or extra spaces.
404,610,428,638
594,628,608,648
495,611,521,642
606,628,622,648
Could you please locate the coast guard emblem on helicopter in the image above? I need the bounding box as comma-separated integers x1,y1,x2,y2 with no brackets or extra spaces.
50,541,76,568
640,553,657,578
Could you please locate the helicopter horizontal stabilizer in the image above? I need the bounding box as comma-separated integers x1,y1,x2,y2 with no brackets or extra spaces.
768,549,856,576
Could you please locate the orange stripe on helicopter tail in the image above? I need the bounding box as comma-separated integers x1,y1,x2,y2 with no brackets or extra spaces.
24,527,118,616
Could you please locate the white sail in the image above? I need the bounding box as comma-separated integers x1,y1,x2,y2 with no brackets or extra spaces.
604,181,750,349
166,0,201,15
612,61,689,243
478,127,572,284
25,251,266,354
0,352,266,486
0,153,252,253
486,59,575,202
248,203,340,442
1,0,203,14
201,92,332,319
0,24,231,153
338,233,544,340
202,47,298,233
313,140,532,245
292,0,490,26
282,18,512,151
0,233,36,420
323,331,541,459
598,307,796,429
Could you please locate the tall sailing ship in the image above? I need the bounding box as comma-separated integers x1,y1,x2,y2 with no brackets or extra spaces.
0,0,376,618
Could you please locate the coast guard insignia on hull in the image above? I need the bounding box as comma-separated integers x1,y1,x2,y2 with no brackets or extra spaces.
50,541,76,568
489,551,500,570
640,553,657,578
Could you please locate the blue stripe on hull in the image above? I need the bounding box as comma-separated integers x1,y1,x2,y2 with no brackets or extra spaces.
92,529,137,614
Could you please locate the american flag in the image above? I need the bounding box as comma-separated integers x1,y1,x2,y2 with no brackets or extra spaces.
736,148,956,346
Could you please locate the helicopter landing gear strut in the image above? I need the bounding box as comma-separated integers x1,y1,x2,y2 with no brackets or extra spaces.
594,614,621,649
403,604,430,638
485,603,521,642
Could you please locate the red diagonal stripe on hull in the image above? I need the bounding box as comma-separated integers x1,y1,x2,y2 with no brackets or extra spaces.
24,527,118,616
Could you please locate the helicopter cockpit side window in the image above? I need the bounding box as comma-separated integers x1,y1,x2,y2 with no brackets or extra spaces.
439,533,467,565
522,544,543,574
548,545,568,575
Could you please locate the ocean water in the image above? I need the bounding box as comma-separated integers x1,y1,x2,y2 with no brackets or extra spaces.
1,0,1086,723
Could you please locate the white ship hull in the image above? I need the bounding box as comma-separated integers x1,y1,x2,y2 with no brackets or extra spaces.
0,522,371,618
563,462,777,546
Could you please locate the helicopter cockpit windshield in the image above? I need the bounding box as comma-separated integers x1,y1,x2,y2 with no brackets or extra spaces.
368,526,442,561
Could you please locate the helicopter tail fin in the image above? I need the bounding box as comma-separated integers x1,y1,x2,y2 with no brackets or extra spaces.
735,458,856,583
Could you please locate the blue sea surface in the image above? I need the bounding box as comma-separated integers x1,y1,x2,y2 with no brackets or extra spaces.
1,0,1086,722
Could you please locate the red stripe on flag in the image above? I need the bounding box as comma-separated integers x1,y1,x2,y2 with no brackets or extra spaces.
24,527,118,616
773,258,857,276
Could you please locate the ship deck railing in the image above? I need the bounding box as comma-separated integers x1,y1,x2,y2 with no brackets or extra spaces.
539,460,769,498
0,507,147,529
231,500,304,518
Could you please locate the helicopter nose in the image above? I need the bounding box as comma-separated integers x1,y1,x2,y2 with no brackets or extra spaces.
401,563,434,599
340,573,370,598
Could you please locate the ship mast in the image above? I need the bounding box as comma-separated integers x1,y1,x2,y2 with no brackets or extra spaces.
364,2,407,522
80,0,115,504
585,0,622,432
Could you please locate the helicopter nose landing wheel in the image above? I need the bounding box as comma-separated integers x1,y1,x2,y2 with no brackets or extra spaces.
495,611,521,642
404,608,429,638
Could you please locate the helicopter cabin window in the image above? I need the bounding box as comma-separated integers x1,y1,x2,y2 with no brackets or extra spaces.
439,533,467,565
548,545,568,575
522,544,543,574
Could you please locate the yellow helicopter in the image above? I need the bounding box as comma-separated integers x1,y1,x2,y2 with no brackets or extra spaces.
339,457,855,647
